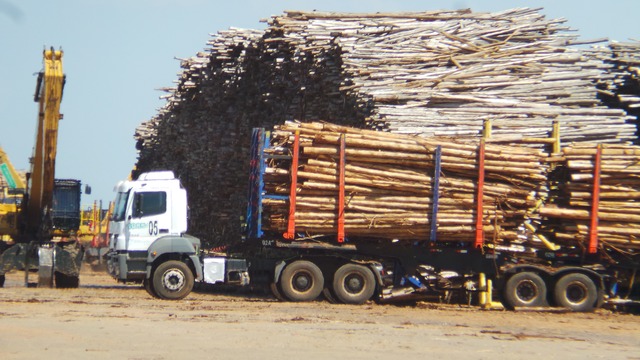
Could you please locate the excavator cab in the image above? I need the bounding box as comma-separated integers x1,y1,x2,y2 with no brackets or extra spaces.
51,179,82,234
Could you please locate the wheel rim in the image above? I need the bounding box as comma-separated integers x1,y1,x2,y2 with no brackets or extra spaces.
292,271,312,292
564,281,588,305
515,280,539,304
162,269,185,291
343,273,365,295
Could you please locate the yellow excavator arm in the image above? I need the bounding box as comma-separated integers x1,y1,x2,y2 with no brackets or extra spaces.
26,48,65,234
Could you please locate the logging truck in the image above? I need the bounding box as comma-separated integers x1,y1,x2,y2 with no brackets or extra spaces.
106,126,639,312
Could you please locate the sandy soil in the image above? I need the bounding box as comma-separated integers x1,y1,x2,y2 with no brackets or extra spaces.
0,268,639,360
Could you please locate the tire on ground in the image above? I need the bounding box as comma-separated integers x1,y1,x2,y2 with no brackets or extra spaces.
322,287,339,304
503,272,548,309
553,273,598,312
269,282,287,301
55,272,80,288
332,263,376,304
143,277,159,298
152,260,194,300
279,260,324,302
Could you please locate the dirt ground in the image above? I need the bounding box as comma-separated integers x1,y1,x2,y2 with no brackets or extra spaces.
0,268,638,360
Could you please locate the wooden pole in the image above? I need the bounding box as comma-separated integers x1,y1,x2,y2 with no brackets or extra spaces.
552,120,561,154
482,119,492,139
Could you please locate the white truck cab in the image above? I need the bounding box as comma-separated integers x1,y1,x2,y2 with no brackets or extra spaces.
106,171,211,299
110,171,188,252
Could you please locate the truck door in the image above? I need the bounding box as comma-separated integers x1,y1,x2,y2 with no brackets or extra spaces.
125,190,170,251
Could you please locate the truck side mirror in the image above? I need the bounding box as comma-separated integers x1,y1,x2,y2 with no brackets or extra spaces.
84,184,92,195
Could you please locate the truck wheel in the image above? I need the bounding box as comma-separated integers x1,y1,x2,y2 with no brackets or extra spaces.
279,260,324,302
269,282,287,301
55,272,79,288
554,273,598,312
152,260,194,300
332,264,376,304
322,288,339,304
503,272,547,309
0,274,4,287
144,278,159,298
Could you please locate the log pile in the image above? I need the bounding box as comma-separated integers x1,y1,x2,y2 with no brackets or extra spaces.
270,9,637,142
261,121,548,243
589,40,640,137
132,8,639,247
134,26,365,248
538,144,640,251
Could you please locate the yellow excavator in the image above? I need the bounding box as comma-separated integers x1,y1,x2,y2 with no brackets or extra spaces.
0,48,85,288
0,146,26,242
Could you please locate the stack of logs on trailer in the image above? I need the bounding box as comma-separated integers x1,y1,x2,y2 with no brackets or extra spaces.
539,144,640,252
262,121,549,244
260,121,640,257
133,8,640,248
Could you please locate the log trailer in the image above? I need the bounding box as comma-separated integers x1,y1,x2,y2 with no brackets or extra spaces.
0,48,84,288
106,127,639,312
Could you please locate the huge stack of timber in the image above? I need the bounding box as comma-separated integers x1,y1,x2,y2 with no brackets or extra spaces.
589,41,640,138
135,26,365,248
133,8,638,247
538,144,640,252
262,121,548,243
267,9,636,141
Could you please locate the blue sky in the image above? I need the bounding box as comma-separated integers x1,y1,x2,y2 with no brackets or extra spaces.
0,0,638,206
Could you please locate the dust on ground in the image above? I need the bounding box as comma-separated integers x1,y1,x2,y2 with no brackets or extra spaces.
0,268,638,360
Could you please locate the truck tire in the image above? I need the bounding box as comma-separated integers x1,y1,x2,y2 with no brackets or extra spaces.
279,260,324,302
553,273,598,312
332,263,376,304
0,274,4,288
269,282,287,301
322,287,339,304
503,272,548,309
152,260,194,300
54,272,79,288
144,278,159,298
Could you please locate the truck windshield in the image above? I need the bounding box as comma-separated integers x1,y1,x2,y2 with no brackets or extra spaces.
112,190,130,222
